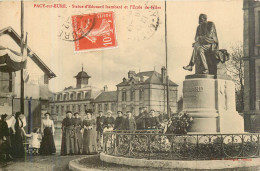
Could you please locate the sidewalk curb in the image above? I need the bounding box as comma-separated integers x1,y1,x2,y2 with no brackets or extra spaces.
69,156,103,171
100,153,260,170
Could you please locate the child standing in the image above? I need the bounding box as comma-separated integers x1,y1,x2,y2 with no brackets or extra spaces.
23,128,42,154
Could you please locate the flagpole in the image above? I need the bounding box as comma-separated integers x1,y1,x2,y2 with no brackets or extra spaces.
20,0,24,113
165,0,170,118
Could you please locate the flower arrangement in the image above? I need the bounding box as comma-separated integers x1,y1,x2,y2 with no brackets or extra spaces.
167,112,193,135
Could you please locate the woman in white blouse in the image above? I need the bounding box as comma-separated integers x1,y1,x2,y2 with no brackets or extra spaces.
39,112,56,155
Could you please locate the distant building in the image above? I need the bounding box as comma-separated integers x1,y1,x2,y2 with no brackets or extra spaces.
49,66,179,123
49,67,102,127
243,0,260,132
92,86,117,116
116,67,178,115
0,27,56,131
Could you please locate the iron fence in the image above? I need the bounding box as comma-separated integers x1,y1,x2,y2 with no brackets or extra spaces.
103,130,260,160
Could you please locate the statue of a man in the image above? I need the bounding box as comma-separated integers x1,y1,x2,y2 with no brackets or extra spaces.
183,14,218,74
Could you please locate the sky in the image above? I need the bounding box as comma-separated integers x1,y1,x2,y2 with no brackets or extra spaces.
0,0,243,97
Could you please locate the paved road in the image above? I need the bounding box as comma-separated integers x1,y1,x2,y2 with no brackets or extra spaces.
0,154,87,171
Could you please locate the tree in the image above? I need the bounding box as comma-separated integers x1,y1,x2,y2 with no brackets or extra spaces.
225,43,244,112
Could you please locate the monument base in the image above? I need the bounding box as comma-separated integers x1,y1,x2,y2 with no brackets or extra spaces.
183,74,244,133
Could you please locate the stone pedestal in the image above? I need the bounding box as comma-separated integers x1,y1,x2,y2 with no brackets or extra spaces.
183,74,244,133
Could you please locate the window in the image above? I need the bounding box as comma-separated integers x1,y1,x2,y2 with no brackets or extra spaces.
130,88,135,101
72,105,75,112
56,106,59,113
51,106,54,114
63,94,66,101
139,87,144,101
66,105,70,112
70,93,74,100
77,93,81,100
78,105,81,112
61,106,64,113
111,103,115,111
57,94,60,101
104,104,108,112
84,104,87,111
85,92,88,99
98,104,102,111
258,11,260,44
0,72,12,93
122,89,127,101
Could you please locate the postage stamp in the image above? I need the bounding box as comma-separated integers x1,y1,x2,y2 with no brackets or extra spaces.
71,11,117,52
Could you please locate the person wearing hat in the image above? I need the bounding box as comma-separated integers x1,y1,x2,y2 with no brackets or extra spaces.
73,112,83,154
10,112,25,158
0,114,13,160
124,111,136,131
96,111,106,150
136,107,148,130
61,111,74,155
114,111,125,131
103,110,115,131
82,110,97,154
146,110,160,129
39,112,56,155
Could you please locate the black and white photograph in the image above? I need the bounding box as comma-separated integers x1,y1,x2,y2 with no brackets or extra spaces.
0,0,259,170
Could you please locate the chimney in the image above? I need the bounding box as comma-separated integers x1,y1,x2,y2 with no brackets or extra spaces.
104,85,108,91
123,77,127,83
161,67,166,84
128,70,136,78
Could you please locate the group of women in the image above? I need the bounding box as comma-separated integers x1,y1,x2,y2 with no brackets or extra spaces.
0,112,56,160
61,110,97,155
0,109,98,160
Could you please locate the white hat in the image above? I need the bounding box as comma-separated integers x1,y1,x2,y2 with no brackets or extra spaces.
107,110,112,114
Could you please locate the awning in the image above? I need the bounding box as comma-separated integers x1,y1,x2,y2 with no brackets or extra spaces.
0,46,27,72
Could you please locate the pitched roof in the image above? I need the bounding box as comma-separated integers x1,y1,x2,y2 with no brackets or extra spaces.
93,91,117,102
117,70,178,86
0,27,56,79
75,71,91,78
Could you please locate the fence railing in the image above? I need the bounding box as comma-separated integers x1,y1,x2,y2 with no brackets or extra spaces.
103,130,260,160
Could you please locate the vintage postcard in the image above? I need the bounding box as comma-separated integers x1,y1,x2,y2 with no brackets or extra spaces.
0,0,259,170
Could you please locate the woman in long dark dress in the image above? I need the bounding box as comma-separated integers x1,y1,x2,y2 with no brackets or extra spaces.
0,114,13,160
11,112,25,158
61,111,75,155
82,110,97,154
39,112,56,155
74,112,83,154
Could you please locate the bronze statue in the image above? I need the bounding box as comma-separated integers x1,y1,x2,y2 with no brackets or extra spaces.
183,14,218,74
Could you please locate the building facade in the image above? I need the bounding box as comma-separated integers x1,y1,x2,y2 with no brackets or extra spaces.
243,0,260,132
0,27,56,131
92,86,117,117
49,69,102,127
116,67,178,116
